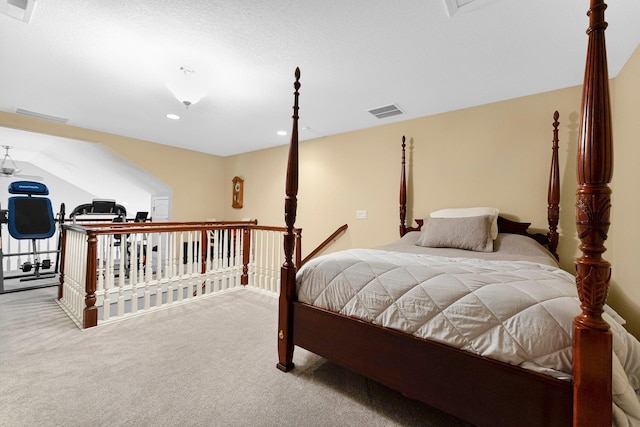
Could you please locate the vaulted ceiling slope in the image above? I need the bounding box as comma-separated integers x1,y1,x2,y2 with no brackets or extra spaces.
1,0,639,156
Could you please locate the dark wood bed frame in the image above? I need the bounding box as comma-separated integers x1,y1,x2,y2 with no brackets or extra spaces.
277,1,614,425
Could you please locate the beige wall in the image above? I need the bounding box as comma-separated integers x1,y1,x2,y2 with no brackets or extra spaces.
224,47,640,338
1,45,637,337
0,111,225,221
225,86,585,264
609,44,640,337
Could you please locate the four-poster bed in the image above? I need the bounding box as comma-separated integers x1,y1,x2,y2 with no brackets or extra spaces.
277,2,640,426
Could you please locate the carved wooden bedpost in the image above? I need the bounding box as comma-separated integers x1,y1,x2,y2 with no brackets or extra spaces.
547,111,560,259
277,67,301,372
399,136,407,237
574,1,613,425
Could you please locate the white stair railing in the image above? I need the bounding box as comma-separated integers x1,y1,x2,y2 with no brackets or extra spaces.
57,221,303,329
58,222,248,328
246,226,285,294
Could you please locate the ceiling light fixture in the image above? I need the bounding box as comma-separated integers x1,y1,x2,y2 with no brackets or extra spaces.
166,66,207,109
166,113,180,120
0,145,20,176
0,145,43,180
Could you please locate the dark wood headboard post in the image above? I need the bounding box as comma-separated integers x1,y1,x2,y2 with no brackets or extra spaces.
573,1,613,425
547,111,560,259
277,67,301,372
399,135,407,237
399,136,424,236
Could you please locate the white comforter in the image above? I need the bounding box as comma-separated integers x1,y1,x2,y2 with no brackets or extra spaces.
297,248,640,426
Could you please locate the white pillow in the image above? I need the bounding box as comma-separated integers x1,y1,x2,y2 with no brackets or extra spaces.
430,207,499,239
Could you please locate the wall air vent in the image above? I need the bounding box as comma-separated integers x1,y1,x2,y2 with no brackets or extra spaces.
16,108,69,123
2,0,37,23
368,104,404,119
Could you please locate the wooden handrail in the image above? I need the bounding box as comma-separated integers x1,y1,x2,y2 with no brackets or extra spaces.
60,218,306,328
300,224,348,268
249,224,299,233
63,221,258,235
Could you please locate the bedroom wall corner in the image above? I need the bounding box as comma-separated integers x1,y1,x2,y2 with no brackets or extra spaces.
104,140,226,222
609,43,640,338
222,85,587,267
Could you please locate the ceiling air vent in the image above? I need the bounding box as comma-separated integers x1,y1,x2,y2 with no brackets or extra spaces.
16,108,69,123
2,0,37,23
444,0,475,17
368,104,404,119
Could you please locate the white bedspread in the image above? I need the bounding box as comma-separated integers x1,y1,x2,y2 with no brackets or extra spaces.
296,248,640,426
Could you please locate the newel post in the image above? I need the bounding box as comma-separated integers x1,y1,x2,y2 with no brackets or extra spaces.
295,228,302,271
83,231,98,328
201,229,208,275
242,226,251,286
57,225,67,300
573,0,613,424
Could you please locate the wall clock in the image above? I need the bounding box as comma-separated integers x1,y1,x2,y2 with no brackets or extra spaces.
232,176,244,209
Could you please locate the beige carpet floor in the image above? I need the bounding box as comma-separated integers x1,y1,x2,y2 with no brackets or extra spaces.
0,286,471,427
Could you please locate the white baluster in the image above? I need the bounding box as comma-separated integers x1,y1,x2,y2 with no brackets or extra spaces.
166,232,176,305
102,235,112,322
155,232,165,308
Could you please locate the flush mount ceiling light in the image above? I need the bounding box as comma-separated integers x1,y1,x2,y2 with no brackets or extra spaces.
166,66,207,109
166,113,180,120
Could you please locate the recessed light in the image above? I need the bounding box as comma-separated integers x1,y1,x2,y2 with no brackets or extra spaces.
166,113,180,120
277,130,287,136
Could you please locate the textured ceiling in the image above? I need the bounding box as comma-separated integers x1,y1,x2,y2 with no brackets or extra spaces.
1,0,639,157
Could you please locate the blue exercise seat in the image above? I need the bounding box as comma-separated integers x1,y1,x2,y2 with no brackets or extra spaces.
5,180,56,280
7,181,56,240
